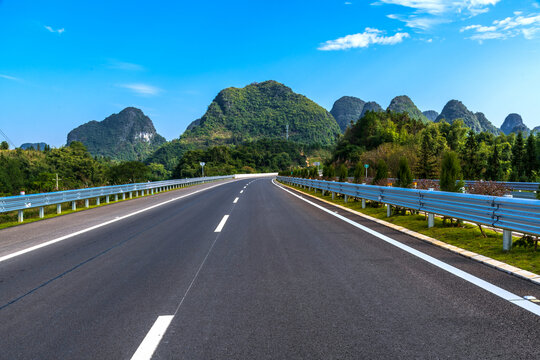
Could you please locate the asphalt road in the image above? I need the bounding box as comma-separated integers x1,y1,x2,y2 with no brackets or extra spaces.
0,178,539,359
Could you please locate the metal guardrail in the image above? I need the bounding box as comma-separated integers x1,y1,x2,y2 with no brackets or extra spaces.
278,177,540,250
0,176,233,222
357,178,540,192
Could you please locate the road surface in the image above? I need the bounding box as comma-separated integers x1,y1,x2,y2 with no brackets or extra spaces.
0,178,539,359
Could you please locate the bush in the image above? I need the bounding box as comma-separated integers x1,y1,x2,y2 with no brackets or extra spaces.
466,181,509,197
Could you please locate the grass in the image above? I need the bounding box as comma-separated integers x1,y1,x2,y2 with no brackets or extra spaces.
285,183,540,275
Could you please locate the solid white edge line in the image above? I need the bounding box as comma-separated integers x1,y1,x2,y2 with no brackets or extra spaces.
233,197,239,204
214,215,230,233
130,315,174,360
0,181,231,263
240,190,243,194
272,179,540,317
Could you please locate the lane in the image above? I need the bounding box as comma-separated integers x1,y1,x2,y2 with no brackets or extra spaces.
0,179,248,359
155,178,540,359
0,179,236,258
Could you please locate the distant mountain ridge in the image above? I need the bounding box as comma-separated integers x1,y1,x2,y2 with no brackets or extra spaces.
67,107,166,161
20,142,48,151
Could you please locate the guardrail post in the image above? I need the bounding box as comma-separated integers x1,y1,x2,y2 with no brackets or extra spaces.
332,192,335,200
503,230,513,251
123,193,126,200
344,195,348,203
57,204,61,214
151,189,154,195
96,197,100,205
85,199,89,208
39,207,44,218
72,201,76,211
106,195,110,203
18,210,23,223
362,198,366,209
115,194,118,201
427,188,434,228
386,204,391,217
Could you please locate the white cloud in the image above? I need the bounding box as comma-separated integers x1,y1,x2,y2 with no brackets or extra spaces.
344,1,352,4
0,74,22,81
44,25,65,34
461,12,540,41
378,0,500,15
380,0,500,29
118,83,162,96
107,60,144,71
318,28,409,50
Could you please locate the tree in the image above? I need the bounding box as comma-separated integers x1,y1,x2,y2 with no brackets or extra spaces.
485,144,503,181
396,157,413,188
0,141,8,150
353,163,363,183
416,130,437,179
461,130,482,180
373,159,388,185
525,133,538,181
440,151,464,192
109,161,150,184
338,164,348,182
511,132,525,181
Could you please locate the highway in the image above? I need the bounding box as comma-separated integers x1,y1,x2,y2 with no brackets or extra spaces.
0,177,539,359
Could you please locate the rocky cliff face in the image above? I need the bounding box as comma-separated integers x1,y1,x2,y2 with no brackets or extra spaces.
67,107,166,161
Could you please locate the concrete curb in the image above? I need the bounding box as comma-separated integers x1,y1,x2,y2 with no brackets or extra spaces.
280,182,540,287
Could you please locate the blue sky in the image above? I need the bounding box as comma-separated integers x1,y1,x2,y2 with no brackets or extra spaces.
1,0,540,147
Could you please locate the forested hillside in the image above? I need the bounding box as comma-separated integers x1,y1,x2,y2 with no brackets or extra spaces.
327,110,539,182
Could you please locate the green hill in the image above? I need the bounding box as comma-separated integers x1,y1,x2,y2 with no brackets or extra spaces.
67,107,166,161
147,81,341,170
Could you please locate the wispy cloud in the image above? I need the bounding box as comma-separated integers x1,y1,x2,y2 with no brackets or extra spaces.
0,74,22,82
461,12,540,41
118,83,162,96
107,60,144,71
44,25,65,34
319,28,409,50
379,0,501,29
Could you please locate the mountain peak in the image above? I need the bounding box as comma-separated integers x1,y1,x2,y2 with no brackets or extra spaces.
330,96,366,132
67,107,166,160
387,95,429,123
436,100,499,134
501,113,529,135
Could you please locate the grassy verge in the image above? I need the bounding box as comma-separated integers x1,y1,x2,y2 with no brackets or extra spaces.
284,183,540,274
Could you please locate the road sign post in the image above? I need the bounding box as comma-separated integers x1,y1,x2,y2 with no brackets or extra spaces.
200,162,206,177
